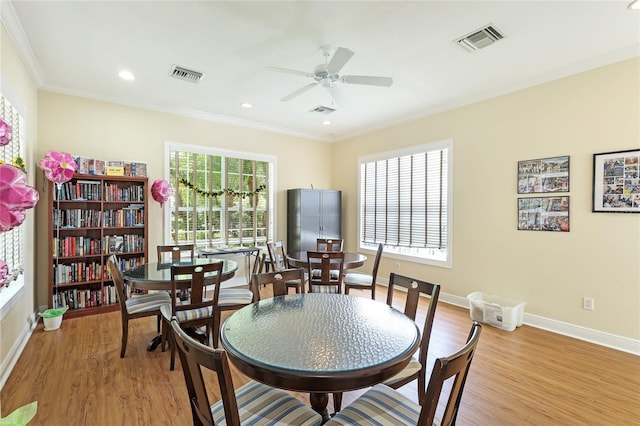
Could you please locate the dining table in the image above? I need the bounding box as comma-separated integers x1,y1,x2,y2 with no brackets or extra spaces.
219,293,420,423
287,251,367,270
123,257,238,351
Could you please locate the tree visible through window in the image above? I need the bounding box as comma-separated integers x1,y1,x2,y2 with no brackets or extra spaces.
359,140,452,266
167,145,273,248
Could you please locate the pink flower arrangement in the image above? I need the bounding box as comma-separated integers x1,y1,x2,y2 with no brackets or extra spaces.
39,151,77,184
0,164,39,232
0,118,12,146
151,179,172,206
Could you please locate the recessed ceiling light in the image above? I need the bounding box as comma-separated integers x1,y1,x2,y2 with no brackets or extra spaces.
322,120,331,125
118,70,135,81
241,102,253,108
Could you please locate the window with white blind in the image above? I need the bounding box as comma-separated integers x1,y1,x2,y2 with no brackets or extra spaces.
165,143,274,248
359,139,452,267
0,94,26,285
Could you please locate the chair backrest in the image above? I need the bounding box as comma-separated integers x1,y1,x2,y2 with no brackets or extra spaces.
266,240,289,271
171,318,241,426
418,322,482,426
157,244,195,263
106,254,128,310
316,238,344,252
306,251,345,293
370,243,384,282
251,268,305,301
169,261,223,317
387,272,440,395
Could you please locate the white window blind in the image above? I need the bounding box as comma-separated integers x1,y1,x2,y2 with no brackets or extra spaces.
359,140,451,265
0,94,25,285
168,147,273,248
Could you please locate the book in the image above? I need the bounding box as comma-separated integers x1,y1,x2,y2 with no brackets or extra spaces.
106,160,124,176
76,156,90,175
89,159,105,175
108,235,124,253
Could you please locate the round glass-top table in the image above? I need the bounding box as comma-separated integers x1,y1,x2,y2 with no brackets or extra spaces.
220,293,420,421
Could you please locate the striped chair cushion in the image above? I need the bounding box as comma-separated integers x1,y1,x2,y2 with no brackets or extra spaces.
310,285,340,294
344,272,373,286
311,269,340,280
325,384,438,426
382,356,421,386
218,288,253,307
160,301,213,322
211,379,322,426
126,292,171,314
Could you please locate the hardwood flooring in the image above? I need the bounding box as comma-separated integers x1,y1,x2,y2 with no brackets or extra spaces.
2,285,639,425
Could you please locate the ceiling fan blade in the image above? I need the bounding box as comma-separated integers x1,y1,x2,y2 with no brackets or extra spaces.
281,82,318,102
327,47,354,74
266,66,315,78
327,85,346,108
341,75,393,87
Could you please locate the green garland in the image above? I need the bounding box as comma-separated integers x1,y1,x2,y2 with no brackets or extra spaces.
179,178,266,199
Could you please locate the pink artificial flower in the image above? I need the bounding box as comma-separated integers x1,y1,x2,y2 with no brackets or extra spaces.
0,164,39,231
151,179,172,206
0,118,12,146
39,151,78,184
0,260,8,289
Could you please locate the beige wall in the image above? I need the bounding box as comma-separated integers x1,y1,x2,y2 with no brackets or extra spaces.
334,58,640,340
0,23,39,384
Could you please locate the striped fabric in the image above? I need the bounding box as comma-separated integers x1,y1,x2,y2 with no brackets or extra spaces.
311,269,340,280
160,301,213,322
126,292,171,314
383,357,421,386
344,272,373,286
325,384,440,426
211,380,322,426
218,288,253,307
310,285,340,294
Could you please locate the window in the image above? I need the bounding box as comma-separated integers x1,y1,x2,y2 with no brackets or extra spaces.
0,94,26,285
359,139,452,267
165,143,274,248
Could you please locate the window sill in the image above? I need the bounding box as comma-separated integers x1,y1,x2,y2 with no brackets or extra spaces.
0,276,25,321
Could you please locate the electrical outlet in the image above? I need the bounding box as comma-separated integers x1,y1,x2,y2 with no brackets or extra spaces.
395,262,400,270
583,297,595,311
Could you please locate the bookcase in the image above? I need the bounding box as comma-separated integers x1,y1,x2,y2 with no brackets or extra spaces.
47,174,148,318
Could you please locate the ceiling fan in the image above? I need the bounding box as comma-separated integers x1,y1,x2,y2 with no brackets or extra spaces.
266,45,393,104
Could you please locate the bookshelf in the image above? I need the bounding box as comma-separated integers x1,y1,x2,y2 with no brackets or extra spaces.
47,174,148,318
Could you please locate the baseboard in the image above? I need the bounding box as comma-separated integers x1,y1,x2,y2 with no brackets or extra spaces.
0,312,37,391
439,292,640,356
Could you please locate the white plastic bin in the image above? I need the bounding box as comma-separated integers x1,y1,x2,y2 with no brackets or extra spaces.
467,291,526,331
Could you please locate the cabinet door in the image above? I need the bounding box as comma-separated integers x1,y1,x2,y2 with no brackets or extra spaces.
320,190,341,239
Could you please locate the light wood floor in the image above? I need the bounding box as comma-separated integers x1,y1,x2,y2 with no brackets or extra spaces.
2,285,639,425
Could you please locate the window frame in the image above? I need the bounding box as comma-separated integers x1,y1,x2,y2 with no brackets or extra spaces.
163,141,276,248
358,139,453,268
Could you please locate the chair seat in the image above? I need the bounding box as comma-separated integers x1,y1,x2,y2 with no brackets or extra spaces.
382,357,421,386
218,288,253,307
310,284,340,293
160,301,213,322
344,272,374,286
211,379,322,426
325,384,440,426
125,292,171,315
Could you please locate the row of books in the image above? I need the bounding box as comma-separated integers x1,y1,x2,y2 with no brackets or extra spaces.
105,234,145,253
54,208,101,228
53,236,102,258
53,261,104,284
53,286,118,310
103,207,144,227
104,182,145,202
54,180,101,201
75,156,147,177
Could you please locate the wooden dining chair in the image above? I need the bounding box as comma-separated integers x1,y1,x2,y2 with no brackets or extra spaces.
306,251,345,294
316,238,344,252
326,322,482,426
344,243,383,300
170,318,322,426
106,254,171,358
157,244,195,263
251,268,305,301
161,261,223,370
266,240,305,293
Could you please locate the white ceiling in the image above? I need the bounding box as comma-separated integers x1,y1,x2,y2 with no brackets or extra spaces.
3,1,639,142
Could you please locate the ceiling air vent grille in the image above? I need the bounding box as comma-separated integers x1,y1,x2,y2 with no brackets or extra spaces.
169,65,204,83
455,25,504,51
309,105,336,114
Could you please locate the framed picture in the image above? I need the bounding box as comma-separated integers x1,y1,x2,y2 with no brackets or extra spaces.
517,155,569,194
593,149,640,213
517,196,570,232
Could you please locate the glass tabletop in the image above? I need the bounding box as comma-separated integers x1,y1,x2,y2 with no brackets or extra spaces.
221,293,419,375
123,258,238,288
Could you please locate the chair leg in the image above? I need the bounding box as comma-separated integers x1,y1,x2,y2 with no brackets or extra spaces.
120,318,129,358
333,392,343,413
157,314,161,333
169,327,176,371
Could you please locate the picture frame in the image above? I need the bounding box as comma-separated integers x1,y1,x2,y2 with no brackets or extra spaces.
517,155,569,194
592,149,640,213
517,196,570,232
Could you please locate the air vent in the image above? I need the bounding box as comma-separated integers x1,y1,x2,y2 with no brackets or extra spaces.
309,105,336,114
455,24,504,51
169,65,204,83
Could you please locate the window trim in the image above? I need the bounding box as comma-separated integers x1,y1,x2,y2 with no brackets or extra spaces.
163,141,277,246
358,139,453,268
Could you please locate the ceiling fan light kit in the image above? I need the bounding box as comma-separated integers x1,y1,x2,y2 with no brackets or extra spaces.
267,45,393,104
